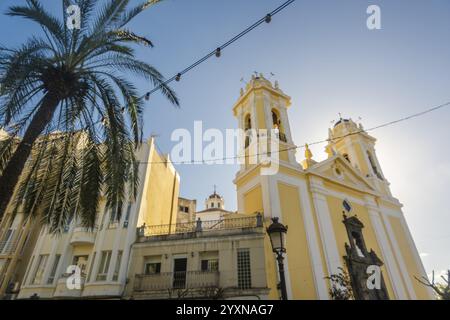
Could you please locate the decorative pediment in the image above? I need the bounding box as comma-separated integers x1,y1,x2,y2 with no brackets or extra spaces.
307,155,375,192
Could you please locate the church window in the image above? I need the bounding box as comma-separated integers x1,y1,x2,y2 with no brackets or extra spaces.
271,109,287,142
343,199,352,213
352,231,365,257
244,114,252,131
367,151,383,180
272,110,280,128
211,203,214,208
343,153,350,163
244,114,252,148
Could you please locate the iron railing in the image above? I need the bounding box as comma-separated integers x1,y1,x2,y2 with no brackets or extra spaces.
134,271,220,292
138,214,263,237
0,239,19,254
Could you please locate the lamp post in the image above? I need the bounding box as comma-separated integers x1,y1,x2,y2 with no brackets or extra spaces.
266,217,288,300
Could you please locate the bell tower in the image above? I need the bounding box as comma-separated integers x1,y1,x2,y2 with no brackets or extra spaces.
232,73,298,172
326,118,391,195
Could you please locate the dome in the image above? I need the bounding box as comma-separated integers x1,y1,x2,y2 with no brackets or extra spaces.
208,192,221,199
334,118,350,127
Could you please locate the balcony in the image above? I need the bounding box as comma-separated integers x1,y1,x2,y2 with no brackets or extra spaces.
53,273,86,298
134,271,220,292
0,239,19,256
70,227,96,246
137,214,263,240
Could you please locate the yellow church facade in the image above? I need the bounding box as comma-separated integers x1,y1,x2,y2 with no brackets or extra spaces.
233,74,433,300
0,75,434,300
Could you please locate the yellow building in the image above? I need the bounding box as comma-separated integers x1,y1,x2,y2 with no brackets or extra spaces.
0,129,44,299
232,74,433,299
2,74,434,300
15,137,179,299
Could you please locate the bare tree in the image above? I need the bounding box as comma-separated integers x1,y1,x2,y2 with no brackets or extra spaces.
415,269,450,300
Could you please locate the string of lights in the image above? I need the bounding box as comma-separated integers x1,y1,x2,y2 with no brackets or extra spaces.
141,0,296,100
1,0,297,138
140,100,450,165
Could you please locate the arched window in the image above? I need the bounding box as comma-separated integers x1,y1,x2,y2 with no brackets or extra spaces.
351,231,365,257
367,151,382,179
271,109,286,142
244,114,252,131
343,153,351,163
244,114,252,148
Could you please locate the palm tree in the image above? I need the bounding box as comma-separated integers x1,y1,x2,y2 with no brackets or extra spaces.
0,0,178,231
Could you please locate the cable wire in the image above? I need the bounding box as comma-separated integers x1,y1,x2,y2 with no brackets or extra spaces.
140,101,450,165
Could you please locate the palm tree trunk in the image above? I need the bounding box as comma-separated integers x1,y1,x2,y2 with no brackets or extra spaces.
0,92,60,219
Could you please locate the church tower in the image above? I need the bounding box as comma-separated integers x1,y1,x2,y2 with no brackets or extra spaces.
326,118,392,196
233,74,328,300
233,75,433,300
233,73,298,171
205,188,225,210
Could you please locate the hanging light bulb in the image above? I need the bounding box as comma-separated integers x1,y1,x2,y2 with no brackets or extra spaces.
175,73,181,82
215,48,221,58
265,14,272,23
145,92,150,101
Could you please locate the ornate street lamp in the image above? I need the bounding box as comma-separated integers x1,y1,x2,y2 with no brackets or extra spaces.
266,217,288,300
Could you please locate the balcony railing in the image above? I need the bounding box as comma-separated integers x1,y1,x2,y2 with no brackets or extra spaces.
0,239,19,255
138,214,263,237
134,271,220,292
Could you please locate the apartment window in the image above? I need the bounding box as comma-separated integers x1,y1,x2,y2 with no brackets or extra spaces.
113,251,123,281
96,251,112,281
20,233,31,255
63,215,74,233
123,203,132,228
24,256,34,285
109,209,119,228
0,229,13,253
0,260,10,280
201,259,219,272
88,252,96,282
144,262,161,275
32,255,49,285
47,255,61,284
72,255,89,275
237,249,252,289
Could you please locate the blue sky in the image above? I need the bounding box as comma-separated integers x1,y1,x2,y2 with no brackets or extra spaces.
0,0,449,278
